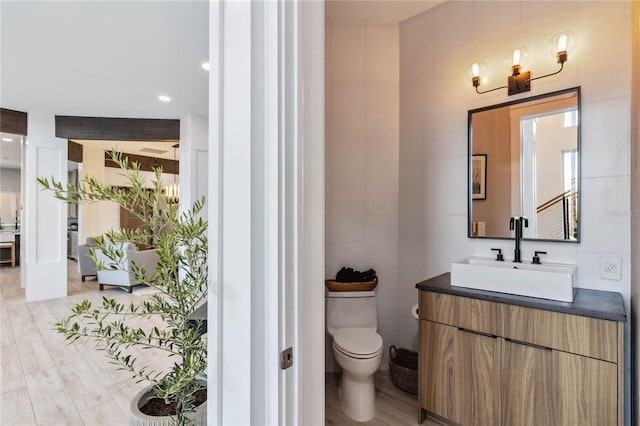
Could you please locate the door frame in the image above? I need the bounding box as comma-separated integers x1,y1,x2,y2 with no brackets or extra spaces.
207,1,324,424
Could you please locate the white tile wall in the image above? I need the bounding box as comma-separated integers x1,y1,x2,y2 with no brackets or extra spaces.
332,87,366,139
578,17,632,104
327,242,366,276
581,97,631,178
325,23,400,372
399,2,632,422
431,155,467,216
330,139,366,190
580,176,631,255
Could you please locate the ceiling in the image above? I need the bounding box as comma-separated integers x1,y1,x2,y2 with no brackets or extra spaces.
0,0,442,118
0,1,209,119
0,0,441,172
325,0,443,24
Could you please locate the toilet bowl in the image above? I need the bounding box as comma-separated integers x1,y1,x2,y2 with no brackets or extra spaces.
331,327,383,422
326,290,383,421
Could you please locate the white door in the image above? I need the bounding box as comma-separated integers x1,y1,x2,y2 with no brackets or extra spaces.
24,110,68,301
280,1,299,423
208,0,324,424
281,0,326,424
297,1,325,423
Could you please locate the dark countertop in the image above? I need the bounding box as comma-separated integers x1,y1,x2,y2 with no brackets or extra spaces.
416,273,626,322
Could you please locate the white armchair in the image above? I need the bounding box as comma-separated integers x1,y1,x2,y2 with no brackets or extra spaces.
77,237,98,282
95,242,159,293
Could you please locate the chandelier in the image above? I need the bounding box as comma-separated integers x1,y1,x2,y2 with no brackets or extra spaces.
164,143,179,203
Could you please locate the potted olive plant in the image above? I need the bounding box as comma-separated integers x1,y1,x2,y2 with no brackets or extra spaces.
38,151,208,426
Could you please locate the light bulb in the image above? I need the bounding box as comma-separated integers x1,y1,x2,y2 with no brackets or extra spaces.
557,33,568,51
471,62,480,77
548,31,577,64
505,46,529,70
465,60,486,85
512,49,521,66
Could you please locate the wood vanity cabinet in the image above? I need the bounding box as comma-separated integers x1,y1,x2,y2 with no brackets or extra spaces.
418,288,624,426
420,320,500,425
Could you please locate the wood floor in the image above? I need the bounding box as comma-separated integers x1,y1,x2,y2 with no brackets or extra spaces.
325,372,444,426
2,261,443,425
0,260,171,425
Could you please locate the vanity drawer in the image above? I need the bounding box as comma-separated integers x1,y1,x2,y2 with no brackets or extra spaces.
502,305,618,362
420,292,501,336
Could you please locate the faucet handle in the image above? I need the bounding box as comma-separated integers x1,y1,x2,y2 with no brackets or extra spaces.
532,251,547,264
491,248,504,261
522,217,529,227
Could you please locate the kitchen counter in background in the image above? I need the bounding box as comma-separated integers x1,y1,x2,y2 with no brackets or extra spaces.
0,231,20,267
67,230,78,260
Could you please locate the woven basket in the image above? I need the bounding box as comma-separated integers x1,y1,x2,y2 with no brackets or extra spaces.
325,279,378,292
388,345,418,395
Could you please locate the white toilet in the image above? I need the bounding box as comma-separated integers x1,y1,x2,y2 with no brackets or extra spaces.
326,290,383,422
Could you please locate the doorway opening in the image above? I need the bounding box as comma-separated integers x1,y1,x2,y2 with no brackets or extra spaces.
65,139,179,298
0,131,24,299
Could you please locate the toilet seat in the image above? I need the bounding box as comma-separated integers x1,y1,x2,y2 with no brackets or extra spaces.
332,327,383,359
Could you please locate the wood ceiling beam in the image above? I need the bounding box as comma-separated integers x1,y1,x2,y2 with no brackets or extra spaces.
1,108,28,135
55,116,180,142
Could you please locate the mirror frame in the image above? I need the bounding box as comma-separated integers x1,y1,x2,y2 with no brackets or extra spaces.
467,86,581,243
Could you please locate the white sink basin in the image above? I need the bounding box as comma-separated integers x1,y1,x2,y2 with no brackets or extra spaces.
450,256,576,302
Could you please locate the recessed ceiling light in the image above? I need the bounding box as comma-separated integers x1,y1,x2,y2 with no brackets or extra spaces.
201,62,210,71
158,95,171,102
2,137,13,142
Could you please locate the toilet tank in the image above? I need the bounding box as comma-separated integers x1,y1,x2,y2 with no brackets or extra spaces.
326,290,377,335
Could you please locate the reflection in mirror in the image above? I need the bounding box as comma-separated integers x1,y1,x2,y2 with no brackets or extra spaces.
0,132,23,230
468,87,580,242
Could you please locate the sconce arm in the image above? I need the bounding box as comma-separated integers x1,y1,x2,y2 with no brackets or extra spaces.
475,84,508,95
527,62,564,84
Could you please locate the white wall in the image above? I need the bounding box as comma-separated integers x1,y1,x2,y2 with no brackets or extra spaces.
325,23,399,371
179,113,208,219
399,1,632,422
24,110,67,301
79,144,108,242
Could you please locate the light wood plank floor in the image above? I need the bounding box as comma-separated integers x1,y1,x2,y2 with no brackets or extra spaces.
2,261,443,425
0,260,169,426
325,372,444,426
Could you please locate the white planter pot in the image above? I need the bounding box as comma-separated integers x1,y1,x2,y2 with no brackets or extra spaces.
129,384,207,426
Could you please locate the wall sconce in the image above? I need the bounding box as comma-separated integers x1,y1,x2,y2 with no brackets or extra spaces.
469,31,576,96
505,46,530,95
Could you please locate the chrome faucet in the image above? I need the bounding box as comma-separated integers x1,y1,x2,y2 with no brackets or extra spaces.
509,216,528,263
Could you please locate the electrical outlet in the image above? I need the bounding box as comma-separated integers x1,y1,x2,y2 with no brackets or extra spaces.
600,256,622,281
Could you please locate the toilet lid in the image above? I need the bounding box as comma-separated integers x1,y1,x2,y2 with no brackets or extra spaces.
333,327,383,358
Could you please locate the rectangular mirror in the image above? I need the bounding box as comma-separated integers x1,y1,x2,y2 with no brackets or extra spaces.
468,87,580,242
